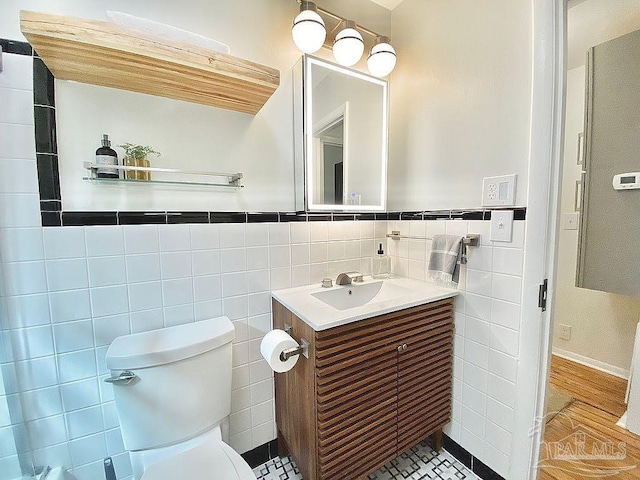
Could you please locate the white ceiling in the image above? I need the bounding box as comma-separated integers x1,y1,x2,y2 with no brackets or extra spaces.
568,0,640,69
367,0,405,11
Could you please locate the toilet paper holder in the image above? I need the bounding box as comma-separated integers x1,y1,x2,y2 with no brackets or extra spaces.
282,323,310,361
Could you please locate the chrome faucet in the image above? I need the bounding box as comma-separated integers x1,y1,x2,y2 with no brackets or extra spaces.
336,271,364,285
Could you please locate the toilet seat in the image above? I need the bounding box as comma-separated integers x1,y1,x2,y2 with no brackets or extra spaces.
140,438,256,480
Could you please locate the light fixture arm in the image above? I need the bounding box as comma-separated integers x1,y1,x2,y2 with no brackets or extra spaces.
374,35,392,47
296,0,388,42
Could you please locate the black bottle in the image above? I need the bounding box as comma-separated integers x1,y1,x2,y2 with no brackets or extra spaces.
96,134,119,179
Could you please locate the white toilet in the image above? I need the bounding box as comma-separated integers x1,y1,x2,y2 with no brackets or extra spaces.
105,316,256,480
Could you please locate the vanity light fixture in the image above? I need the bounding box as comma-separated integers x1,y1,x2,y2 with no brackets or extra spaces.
291,0,397,76
367,36,397,77
292,1,327,54
332,20,365,67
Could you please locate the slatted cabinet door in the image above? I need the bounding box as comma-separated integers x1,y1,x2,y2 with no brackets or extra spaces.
315,314,400,480
395,300,454,453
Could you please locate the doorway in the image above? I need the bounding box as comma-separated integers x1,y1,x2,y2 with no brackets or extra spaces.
538,1,640,478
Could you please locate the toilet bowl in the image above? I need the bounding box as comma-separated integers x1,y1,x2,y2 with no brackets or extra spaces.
105,316,256,480
141,437,255,480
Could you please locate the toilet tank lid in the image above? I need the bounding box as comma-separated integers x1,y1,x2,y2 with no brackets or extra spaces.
106,316,235,370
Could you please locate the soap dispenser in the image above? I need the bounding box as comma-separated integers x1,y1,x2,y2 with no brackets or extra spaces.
95,134,119,179
371,243,391,278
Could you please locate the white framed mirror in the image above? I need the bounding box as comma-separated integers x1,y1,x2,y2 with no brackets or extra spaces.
294,55,388,212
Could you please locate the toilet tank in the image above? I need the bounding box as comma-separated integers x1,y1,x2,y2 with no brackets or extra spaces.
105,317,235,451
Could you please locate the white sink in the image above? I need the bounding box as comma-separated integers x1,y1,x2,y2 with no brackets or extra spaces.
272,276,458,331
311,281,413,311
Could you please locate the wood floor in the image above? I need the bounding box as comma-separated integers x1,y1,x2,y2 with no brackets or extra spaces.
539,355,640,479
549,354,627,417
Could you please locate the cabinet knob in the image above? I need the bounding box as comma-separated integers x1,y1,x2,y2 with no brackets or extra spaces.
397,345,402,352
402,344,407,350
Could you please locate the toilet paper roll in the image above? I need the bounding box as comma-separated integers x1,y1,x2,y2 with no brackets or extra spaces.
260,329,300,373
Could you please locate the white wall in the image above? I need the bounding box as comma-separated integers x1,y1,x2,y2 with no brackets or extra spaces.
552,66,640,374
388,0,532,210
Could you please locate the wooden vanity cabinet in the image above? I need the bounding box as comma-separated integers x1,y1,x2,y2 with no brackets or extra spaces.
273,297,454,480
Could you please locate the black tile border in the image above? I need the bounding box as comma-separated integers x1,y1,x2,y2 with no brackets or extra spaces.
443,434,506,480
332,214,356,221
0,39,32,56
33,57,55,107
241,439,279,469
36,154,61,202
62,212,118,226
37,207,526,226
11,36,527,228
248,212,279,223
167,212,209,224
34,105,57,154
401,211,423,221
117,212,167,225
443,434,472,469
41,211,61,227
473,457,507,480
40,200,62,212
278,212,307,222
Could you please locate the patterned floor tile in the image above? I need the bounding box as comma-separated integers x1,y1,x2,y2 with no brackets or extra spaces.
253,440,477,480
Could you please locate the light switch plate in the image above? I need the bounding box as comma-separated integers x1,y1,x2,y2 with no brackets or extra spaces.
482,174,517,206
563,212,579,230
490,210,514,242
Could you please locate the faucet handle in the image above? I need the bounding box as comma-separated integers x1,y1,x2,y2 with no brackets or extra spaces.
321,278,333,288
353,274,364,283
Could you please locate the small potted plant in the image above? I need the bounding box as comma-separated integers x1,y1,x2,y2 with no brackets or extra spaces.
119,143,160,181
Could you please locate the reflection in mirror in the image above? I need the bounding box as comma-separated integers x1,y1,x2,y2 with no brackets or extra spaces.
296,55,388,211
313,104,346,204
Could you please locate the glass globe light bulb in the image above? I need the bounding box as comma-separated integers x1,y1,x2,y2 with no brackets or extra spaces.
292,6,326,54
332,23,364,67
367,37,397,77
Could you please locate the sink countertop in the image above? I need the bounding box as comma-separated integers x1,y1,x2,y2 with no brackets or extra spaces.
271,276,459,331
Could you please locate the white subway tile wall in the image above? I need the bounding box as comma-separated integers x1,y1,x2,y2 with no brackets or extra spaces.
387,219,524,478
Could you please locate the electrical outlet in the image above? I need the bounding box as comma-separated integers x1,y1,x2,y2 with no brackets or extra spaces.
482,174,517,206
558,324,572,341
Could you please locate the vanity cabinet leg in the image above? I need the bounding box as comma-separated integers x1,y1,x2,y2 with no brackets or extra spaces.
277,431,289,458
432,429,443,451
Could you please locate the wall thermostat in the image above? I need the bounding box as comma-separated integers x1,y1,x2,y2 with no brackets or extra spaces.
613,172,640,190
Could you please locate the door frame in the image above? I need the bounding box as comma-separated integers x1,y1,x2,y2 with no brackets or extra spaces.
311,102,349,205
510,0,566,478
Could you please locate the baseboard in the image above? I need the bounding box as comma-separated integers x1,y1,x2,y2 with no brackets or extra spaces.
443,434,505,480
240,439,278,469
552,348,630,379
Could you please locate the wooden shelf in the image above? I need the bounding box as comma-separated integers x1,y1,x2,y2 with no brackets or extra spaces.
20,10,280,114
